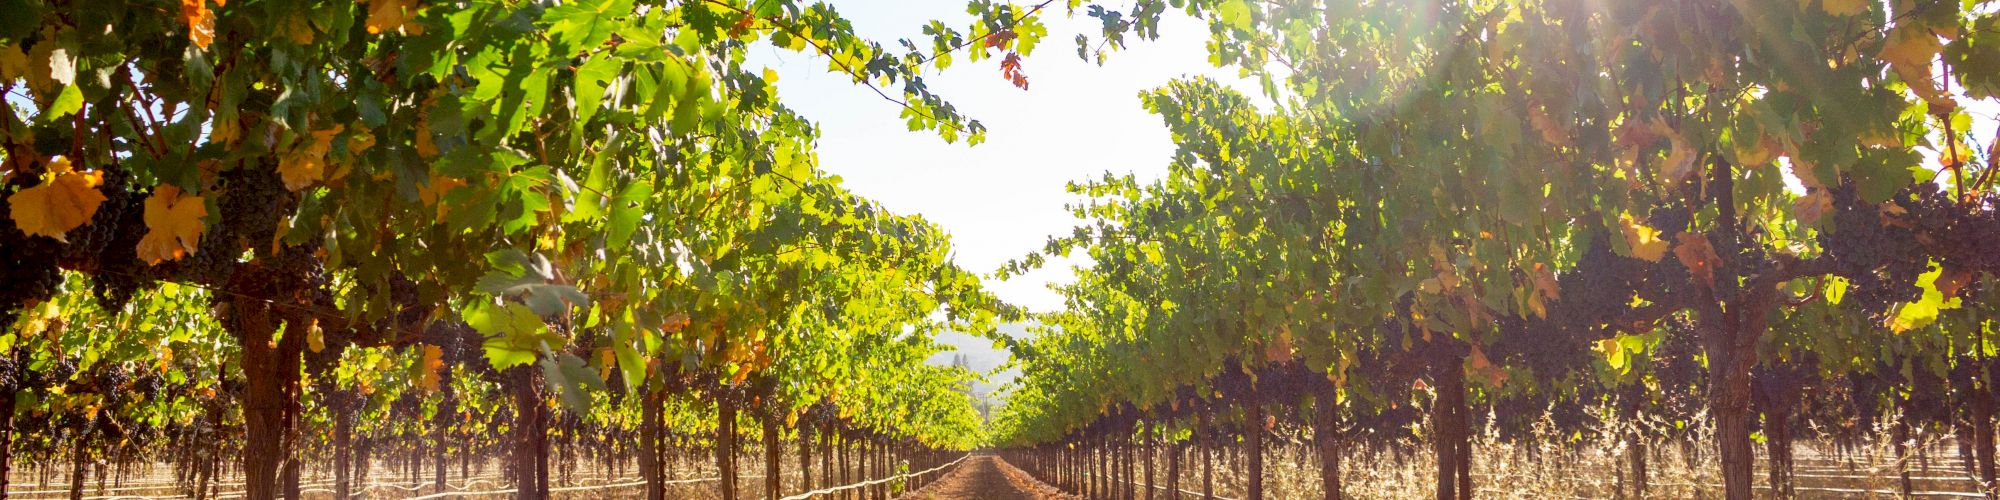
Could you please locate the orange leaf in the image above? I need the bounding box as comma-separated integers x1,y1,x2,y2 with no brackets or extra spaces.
1792,190,1832,226
278,125,343,191
418,345,444,392
180,0,214,49
999,52,1029,90
662,312,691,334
1936,266,1972,300
417,174,467,222
365,0,420,35
1528,104,1571,147
1466,345,1507,388
1531,262,1561,301
1673,232,1720,290
1264,325,1294,363
985,30,1017,49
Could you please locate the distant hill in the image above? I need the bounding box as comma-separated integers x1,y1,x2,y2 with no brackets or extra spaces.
926,322,1030,416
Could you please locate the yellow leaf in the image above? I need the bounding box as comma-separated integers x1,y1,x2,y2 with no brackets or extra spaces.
1818,0,1867,16
8,157,105,242
307,125,342,155
1792,190,1832,226
282,10,316,45
1531,262,1561,301
179,0,215,49
415,112,439,158
348,125,376,153
1619,214,1669,262
307,325,324,353
136,185,208,265
278,125,342,191
1788,158,1825,190
417,174,467,222
1528,104,1571,147
25,39,68,95
1879,10,1953,108
156,345,173,372
1732,134,1777,166
17,301,59,338
419,345,443,392
1330,353,1353,390
0,45,27,81
1661,129,1699,181
277,154,322,192
209,114,242,146
1265,325,1294,363
366,0,419,35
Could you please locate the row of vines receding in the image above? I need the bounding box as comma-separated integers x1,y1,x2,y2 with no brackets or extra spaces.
0,0,1059,498
992,0,2000,499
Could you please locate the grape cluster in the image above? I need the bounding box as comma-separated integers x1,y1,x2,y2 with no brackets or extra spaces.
1490,313,1590,385
1817,182,1925,318
61,164,133,262
1646,204,1691,237
1901,185,2000,275
222,165,297,258
1555,233,1646,326
1907,358,1949,424
74,166,156,311
1749,356,1816,418
0,175,65,323
176,164,296,285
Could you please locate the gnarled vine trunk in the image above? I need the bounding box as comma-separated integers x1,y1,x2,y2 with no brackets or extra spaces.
67,439,89,500
763,413,780,500
798,418,813,493
1198,407,1214,500
1315,387,1342,500
1,382,15,500
435,381,453,493
1975,339,1998,498
1432,348,1470,500
1247,397,1265,500
1708,341,1757,500
508,365,548,499
232,298,305,500
717,395,737,500
639,387,665,500
1620,383,1647,499
333,393,353,500
1143,420,1156,500
1166,435,1180,500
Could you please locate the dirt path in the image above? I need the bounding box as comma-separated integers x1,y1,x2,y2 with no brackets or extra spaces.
898,455,1076,500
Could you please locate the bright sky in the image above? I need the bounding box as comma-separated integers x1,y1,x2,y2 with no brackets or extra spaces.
749,1,2000,397
749,1,1267,314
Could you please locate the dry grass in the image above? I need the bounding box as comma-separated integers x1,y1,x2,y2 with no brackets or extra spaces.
1087,407,1989,499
